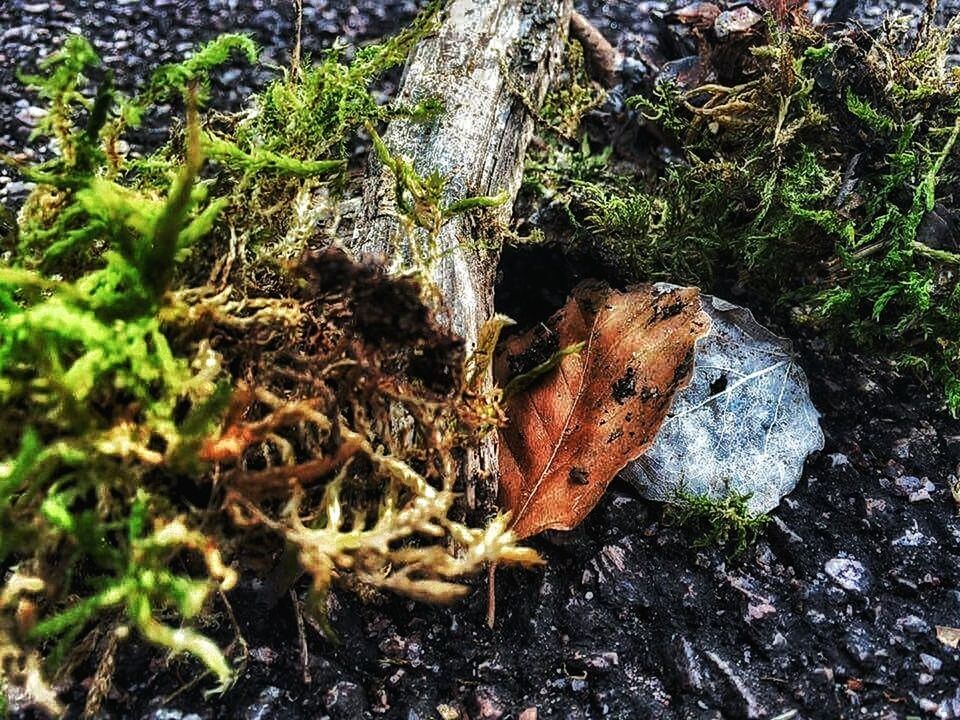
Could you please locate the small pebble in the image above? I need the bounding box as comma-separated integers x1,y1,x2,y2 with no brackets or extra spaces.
896,615,931,635
920,653,943,673
829,452,850,467
825,557,870,593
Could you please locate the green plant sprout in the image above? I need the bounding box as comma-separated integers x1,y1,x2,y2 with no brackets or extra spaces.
666,490,771,556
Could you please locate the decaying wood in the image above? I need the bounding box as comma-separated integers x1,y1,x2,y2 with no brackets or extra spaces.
349,0,572,507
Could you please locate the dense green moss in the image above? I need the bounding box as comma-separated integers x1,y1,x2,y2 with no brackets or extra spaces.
666,489,770,556
0,12,535,713
528,11,960,412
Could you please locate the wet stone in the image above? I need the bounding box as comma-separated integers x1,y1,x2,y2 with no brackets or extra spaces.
829,452,850,467
892,525,934,547
566,650,619,676
663,635,706,692
937,687,960,718
469,686,505,720
250,646,279,665
897,614,932,636
244,686,284,720
144,711,204,720
844,625,878,667
893,475,935,498
921,653,943,673
892,437,912,459
705,651,764,719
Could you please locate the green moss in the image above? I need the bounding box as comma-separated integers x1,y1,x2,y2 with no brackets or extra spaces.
844,87,895,133
666,490,770,556
537,39,607,140
1,9,539,711
528,12,960,413
16,36,101,171
234,0,443,161
1,47,240,695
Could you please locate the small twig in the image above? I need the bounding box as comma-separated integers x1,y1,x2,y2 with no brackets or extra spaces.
918,0,939,41
486,563,498,629
82,624,121,719
761,675,790,685
303,605,333,641
569,11,621,88
291,0,304,79
161,669,210,706
291,589,312,685
220,589,249,674
207,224,241,288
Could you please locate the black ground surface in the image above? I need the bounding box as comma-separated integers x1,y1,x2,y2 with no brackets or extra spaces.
3,1,960,719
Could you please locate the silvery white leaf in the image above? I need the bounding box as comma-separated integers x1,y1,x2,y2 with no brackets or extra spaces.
620,287,824,513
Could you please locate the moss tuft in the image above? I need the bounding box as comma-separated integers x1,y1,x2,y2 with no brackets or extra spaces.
666,490,770,556
526,10,960,413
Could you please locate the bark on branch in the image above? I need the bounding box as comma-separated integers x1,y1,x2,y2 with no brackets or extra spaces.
349,0,572,506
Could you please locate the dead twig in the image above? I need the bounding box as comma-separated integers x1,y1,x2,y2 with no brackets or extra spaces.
569,11,621,88
81,624,121,719
291,589,312,685
486,563,497,629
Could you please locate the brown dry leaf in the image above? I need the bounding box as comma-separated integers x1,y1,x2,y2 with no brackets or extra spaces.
495,283,711,539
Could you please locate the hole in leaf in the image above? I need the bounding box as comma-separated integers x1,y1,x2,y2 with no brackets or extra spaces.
709,374,728,396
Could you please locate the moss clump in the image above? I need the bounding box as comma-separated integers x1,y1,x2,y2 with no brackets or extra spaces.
1,65,243,711
666,490,770,556
521,37,620,229
0,15,537,715
527,9,960,412
234,0,443,162
536,38,608,141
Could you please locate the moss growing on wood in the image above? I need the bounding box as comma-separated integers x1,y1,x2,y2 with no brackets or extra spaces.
0,13,538,714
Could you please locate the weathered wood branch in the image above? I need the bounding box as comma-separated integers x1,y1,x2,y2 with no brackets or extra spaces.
349,0,572,507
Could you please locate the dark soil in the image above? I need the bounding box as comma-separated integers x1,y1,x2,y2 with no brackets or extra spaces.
4,2,960,719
